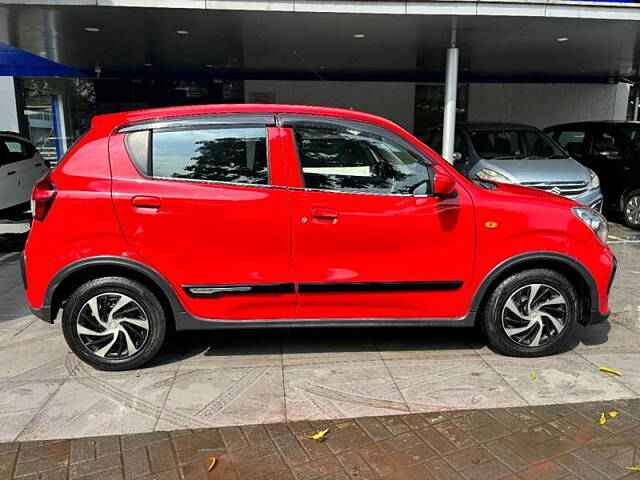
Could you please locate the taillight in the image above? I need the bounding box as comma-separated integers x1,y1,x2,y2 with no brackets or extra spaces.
31,175,57,221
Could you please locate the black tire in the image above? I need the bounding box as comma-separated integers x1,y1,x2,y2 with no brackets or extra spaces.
482,269,578,357
62,276,166,371
622,189,640,230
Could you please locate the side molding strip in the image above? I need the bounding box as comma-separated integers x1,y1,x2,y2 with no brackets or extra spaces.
298,281,463,293
183,283,295,298
182,281,463,298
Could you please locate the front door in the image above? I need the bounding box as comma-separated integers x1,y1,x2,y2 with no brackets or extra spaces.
281,117,476,320
109,115,295,320
0,140,19,210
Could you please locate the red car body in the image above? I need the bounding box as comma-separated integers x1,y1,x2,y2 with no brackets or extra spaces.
23,104,615,332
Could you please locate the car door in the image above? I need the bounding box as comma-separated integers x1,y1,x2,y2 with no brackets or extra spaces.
2,138,47,205
109,115,296,320
280,116,476,320
583,127,630,209
0,139,19,210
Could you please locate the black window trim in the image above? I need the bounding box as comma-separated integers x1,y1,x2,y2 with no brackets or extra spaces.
282,114,437,198
116,114,276,133
123,121,274,189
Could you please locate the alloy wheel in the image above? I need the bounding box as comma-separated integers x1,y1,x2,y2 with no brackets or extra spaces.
76,293,150,359
501,283,568,348
625,195,640,226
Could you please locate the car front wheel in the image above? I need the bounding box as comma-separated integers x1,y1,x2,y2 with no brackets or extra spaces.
482,269,578,357
62,276,166,371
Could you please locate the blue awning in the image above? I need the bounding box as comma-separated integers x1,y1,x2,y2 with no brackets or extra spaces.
0,42,83,77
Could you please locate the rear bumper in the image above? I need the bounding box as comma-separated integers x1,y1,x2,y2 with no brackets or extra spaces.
21,252,53,324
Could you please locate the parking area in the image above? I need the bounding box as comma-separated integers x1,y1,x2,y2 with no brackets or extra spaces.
1,220,639,444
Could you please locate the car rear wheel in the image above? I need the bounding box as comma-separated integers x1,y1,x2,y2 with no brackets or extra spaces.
62,276,166,371
482,269,578,356
622,190,640,230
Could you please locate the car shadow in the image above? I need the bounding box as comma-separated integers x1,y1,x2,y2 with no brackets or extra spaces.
146,326,489,369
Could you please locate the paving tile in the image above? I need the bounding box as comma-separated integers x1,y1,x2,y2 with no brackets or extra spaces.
157,365,285,430
16,372,174,441
0,380,63,442
284,361,409,421
0,328,71,382
481,353,635,406
384,357,526,413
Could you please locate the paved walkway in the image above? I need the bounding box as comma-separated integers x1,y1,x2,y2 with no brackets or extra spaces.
2,399,640,479
1,223,640,444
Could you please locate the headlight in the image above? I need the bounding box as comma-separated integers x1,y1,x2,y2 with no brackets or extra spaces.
587,169,600,191
572,207,608,244
475,168,512,184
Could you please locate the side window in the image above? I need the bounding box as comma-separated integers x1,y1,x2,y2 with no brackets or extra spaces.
554,130,586,157
1,138,34,164
426,130,443,154
293,125,431,195
126,126,269,185
454,132,468,159
590,130,624,157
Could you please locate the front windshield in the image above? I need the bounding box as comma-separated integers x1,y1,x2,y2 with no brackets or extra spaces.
469,129,565,160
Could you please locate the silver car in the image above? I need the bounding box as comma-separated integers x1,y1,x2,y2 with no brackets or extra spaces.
422,123,603,211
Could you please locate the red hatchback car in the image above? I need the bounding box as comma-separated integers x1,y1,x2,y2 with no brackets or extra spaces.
23,104,616,370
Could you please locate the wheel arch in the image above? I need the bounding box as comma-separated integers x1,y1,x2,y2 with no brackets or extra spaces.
471,252,597,326
46,256,185,327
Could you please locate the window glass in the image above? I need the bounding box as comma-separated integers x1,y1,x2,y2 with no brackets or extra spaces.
1,139,33,163
469,130,563,159
294,125,430,195
589,130,623,156
125,130,150,175
555,130,586,157
454,132,468,159
151,127,268,185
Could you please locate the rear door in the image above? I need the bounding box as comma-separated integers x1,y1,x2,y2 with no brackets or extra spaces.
281,116,476,320
109,115,296,321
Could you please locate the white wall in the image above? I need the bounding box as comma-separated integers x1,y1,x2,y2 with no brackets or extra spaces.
467,83,630,129
244,80,416,132
0,77,19,133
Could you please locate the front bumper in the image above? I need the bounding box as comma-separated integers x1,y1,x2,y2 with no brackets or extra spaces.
585,255,616,326
569,188,603,212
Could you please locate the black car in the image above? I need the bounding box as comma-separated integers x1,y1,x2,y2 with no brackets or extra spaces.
545,121,640,229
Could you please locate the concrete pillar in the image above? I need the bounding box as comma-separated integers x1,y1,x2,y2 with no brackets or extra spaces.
0,76,19,132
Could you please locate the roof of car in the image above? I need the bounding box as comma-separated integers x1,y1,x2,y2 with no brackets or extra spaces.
545,121,640,130
91,104,405,136
457,122,540,132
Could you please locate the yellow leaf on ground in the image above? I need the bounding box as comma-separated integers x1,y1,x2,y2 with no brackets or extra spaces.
598,367,622,376
625,465,640,472
608,411,618,418
309,428,329,441
530,371,537,380
207,457,217,472
597,412,607,425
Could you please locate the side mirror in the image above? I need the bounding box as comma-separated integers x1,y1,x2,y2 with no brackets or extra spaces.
433,171,457,197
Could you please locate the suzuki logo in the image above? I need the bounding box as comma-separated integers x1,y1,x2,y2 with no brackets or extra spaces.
550,187,562,195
